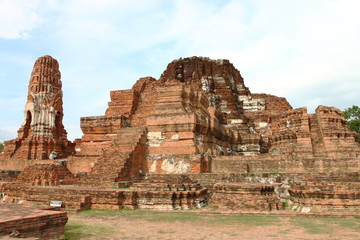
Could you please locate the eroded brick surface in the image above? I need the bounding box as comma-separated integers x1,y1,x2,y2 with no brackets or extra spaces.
15,164,76,186
209,182,282,211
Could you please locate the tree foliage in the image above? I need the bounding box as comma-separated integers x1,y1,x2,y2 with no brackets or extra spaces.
0,142,4,152
342,105,360,142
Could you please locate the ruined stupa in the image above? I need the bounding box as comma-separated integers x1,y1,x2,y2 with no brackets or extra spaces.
1,56,74,160
68,57,360,187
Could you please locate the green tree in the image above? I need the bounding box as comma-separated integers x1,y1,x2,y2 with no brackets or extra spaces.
342,105,360,142
0,142,4,152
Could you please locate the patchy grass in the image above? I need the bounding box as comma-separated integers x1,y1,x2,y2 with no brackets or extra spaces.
290,217,360,235
75,209,278,226
64,209,360,239
77,208,203,222
336,218,360,232
64,221,118,239
206,214,279,226
291,217,332,234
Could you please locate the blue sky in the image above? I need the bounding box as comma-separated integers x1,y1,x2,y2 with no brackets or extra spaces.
0,0,359,142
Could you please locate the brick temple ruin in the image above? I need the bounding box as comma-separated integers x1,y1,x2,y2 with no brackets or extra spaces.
0,55,360,237
1,56,74,162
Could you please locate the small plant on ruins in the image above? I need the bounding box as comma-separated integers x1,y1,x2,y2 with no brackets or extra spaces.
0,142,4,152
342,105,360,142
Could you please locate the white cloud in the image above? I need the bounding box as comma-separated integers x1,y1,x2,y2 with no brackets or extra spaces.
203,0,360,112
0,0,359,140
0,0,45,39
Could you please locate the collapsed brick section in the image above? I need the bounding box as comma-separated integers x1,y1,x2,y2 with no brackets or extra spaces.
315,106,360,158
251,93,292,112
213,106,360,173
15,164,76,186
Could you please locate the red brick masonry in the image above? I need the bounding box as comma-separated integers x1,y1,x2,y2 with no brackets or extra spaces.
0,204,67,240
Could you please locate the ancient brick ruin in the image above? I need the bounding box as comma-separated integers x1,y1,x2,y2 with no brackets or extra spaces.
68,56,359,178
0,55,74,161
1,56,360,221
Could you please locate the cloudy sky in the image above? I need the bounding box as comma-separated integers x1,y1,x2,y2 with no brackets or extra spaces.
0,0,359,142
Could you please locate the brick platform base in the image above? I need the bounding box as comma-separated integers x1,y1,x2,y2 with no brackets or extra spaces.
0,204,67,240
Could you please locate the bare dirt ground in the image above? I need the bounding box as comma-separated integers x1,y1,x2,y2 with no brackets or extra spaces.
65,210,360,240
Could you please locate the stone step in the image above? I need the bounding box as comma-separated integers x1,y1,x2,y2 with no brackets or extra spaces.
78,127,147,187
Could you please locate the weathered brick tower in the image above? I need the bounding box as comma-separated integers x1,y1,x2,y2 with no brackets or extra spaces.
1,55,74,160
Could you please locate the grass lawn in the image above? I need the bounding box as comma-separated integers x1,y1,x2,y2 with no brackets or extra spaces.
63,209,360,240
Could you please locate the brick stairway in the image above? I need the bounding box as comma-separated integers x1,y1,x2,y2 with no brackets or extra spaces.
212,74,242,119
309,115,327,157
77,127,147,187
131,85,186,127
